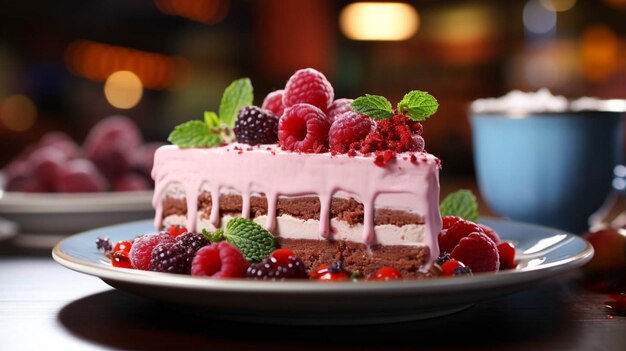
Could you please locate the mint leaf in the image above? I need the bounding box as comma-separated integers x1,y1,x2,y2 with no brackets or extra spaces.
397,90,438,121
168,120,223,148
204,111,221,130
351,94,394,120
202,228,225,243
219,78,253,129
440,189,478,223
224,217,275,262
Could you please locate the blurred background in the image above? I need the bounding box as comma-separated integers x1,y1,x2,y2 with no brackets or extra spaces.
1,0,625,175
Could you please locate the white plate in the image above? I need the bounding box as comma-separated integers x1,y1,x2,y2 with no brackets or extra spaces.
0,189,153,235
52,218,593,325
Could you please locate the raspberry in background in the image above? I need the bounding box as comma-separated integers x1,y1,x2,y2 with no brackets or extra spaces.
278,103,330,153
327,98,354,123
451,232,500,272
191,242,249,278
55,159,109,192
262,90,285,117
283,68,334,113
234,106,279,145
328,112,374,153
129,233,175,270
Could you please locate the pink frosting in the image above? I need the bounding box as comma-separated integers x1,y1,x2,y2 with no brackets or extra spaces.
152,144,442,268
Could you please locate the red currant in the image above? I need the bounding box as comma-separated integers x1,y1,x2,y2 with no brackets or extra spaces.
440,259,466,277
270,248,296,266
113,240,133,253
370,267,402,281
167,225,188,237
311,263,350,282
112,250,133,269
497,242,516,270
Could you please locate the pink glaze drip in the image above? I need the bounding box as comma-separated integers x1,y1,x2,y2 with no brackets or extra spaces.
151,144,443,270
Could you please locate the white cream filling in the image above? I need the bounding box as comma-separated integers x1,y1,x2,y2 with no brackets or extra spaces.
162,214,425,246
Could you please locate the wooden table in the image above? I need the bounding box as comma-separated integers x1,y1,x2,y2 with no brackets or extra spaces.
1,179,625,350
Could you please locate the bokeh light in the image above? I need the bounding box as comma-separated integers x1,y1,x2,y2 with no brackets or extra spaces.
581,25,619,82
64,40,189,90
523,0,557,34
0,95,37,132
539,0,577,12
104,71,143,109
339,2,419,41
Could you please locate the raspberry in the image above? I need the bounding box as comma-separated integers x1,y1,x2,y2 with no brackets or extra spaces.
327,98,354,123
438,220,485,254
450,232,500,272
191,242,249,278
234,106,279,145
129,233,175,270
328,112,374,153
497,242,516,269
370,267,402,281
442,215,463,230
479,224,501,244
283,68,334,113
262,90,285,117
246,255,308,280
278,103,330,153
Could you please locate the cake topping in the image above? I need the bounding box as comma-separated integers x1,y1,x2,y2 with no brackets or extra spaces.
261,89,285,117
328,111,374,153
282,68,334,113
234,106,279,145
327,98,354,123
278,103,331,153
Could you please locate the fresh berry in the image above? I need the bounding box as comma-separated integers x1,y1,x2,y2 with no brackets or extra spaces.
167,225,188,237
327,98,354,123
497,242,516,270
191,242,249,278
278,103,330,152
450,232,500,272
28,146,68,190
370,267,402,281
113,173,150,192
96,237,113,253
310,262,350,282
283,68,334,113
328,112,374,153
55,159,109,192
583,228,626,274
149,243,190,274
270,248,296,266
438,220,485,254
175,232,210,253
261,90,285,117
440,259,470,276
112,250,133,269
129,233,175,270
234,106,279,145
479,224,501,245
246,254,308,280
113,240,133,253
435,252,451,265
442,215,463,230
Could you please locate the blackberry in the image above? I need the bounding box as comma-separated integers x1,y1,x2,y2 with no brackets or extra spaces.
96,236,112,253
149,243,191,274
246,256,308,280
234,106,279,145
176,232,209,252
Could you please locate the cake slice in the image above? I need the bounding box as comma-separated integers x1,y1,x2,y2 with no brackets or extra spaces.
152,68,443,278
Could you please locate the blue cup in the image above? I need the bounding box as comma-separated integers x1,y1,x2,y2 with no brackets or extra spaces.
471,111,623,233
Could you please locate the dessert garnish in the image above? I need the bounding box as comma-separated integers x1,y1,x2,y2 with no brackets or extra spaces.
168,78,253,147
201,217,275,263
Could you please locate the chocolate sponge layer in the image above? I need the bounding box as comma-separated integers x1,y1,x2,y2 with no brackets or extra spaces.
162,192,425,226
